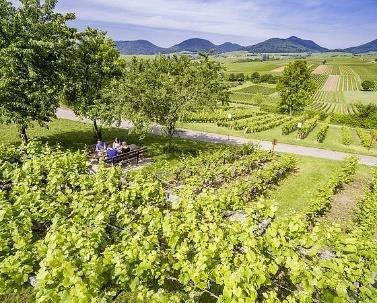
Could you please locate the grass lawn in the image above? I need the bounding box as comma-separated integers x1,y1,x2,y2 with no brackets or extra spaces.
0,119,224,162
267,155,372,216
343,91,377,105
221,60,288,75
234,84,276,95
178,122,377,157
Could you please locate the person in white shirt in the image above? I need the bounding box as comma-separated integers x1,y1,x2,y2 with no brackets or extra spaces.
112,138,121,150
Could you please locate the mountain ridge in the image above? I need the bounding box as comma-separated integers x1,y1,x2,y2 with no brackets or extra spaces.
115,37,377,55
115,40,166,55
344,39,377,54
243,36,328,53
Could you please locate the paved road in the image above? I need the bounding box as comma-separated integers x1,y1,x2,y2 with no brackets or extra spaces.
56,108,377,167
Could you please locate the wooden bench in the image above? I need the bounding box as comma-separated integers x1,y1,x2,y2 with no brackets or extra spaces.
104,147,148,166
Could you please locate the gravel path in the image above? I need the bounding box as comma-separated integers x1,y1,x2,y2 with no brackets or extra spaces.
56,108,377,167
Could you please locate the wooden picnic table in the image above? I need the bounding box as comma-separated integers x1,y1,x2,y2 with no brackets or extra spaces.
89,142,148,166
104,146,148,166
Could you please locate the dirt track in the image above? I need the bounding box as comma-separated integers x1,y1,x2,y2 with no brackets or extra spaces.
312,65,330,75
322,75,340,91
271,66,286,73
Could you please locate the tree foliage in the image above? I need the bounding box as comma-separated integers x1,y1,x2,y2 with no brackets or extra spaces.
361,80,375,91
112,55,229,143
228,73,245,82
63,28,124,140
0,0,76,143
277,61,316,115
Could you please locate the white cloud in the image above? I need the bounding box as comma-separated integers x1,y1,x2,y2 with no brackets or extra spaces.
57,0,377,48
62,0,293,41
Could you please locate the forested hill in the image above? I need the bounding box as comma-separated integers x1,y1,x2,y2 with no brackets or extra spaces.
115,36,377,55
344,39,377,54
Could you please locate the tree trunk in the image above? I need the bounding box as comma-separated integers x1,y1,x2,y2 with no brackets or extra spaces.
166,123,176,150
93,119,102,140
19,124,28,144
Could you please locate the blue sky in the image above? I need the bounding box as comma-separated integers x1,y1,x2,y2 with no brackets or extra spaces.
56,0,377,48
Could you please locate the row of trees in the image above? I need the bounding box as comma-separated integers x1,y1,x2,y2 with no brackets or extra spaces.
228,72,279,84
0,0,229,144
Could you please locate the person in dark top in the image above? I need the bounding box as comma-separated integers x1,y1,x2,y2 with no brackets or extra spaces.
106,148,118,159
121,141,130,153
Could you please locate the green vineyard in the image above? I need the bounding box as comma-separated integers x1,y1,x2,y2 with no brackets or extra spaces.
234,84,276,95
180,107,263,123
1,142,376,302
310,65,366,113
311,101,358,115
217,113,293,133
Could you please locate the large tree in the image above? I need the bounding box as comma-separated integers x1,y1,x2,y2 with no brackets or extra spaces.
63,28,124,140
277,61,316,115
0,0,76,143
112,55,229,145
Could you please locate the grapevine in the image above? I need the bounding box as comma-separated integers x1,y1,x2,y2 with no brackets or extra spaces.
0,143,376,303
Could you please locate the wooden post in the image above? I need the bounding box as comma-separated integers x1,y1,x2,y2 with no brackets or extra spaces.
272,139,278,152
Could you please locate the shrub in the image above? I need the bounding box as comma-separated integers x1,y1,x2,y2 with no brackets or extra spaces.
250,72,260,83
356,128,373,149
331,104,377,129
341,126,352,145
298,116,319,139
282,115,308,135
361,80,375,91
316,118,331,143
260,73,274,83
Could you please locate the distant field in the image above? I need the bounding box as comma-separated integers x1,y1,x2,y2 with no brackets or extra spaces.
312,74,328,89
221,60,288,74
343,91,377,105
126,54,377,113
337,75,361,91
312,65,331,75
351,64,377,83
322,75,340,91
305,56,377,113
271,65,286,73
230,92,254,104
234,84,276,95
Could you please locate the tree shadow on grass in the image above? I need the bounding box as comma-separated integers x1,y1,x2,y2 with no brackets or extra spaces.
37,126,222,162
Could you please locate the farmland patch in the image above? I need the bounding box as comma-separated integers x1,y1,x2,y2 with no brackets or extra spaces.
312,64,330,75
323,75,340,91
234,84,276,95
271,66,286,73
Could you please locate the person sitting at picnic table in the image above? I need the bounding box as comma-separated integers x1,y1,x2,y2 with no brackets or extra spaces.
106,147,118,159
113,138,121,150
121,141,130,153
95,140,106,153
